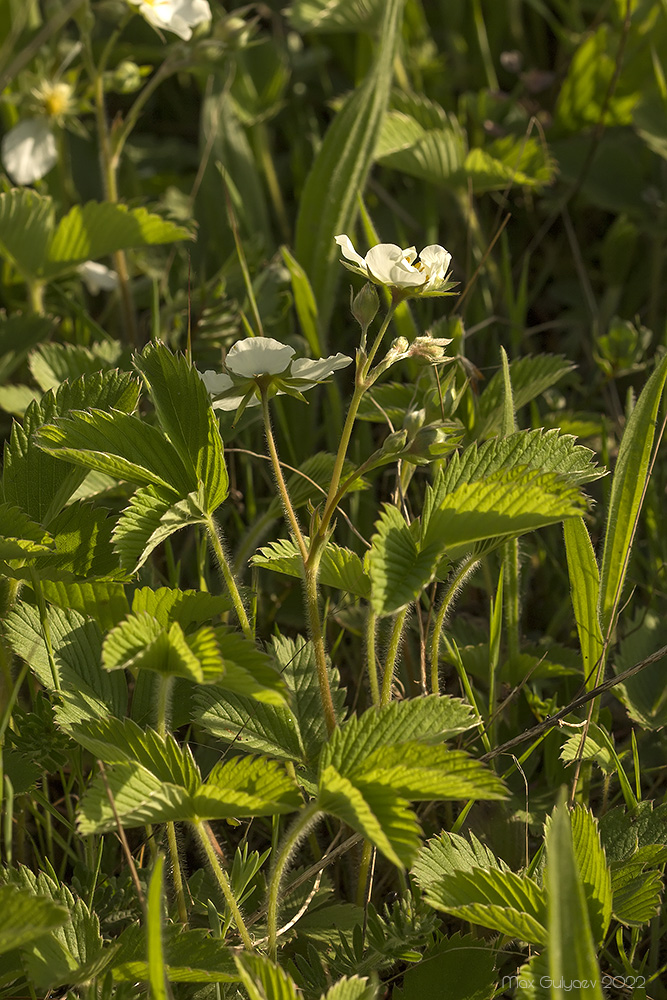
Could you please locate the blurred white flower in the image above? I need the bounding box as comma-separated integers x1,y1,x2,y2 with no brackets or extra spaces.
128,0,212,40
201,337,352,413
1,119,57,185
78,261,119,295
334,235,454,296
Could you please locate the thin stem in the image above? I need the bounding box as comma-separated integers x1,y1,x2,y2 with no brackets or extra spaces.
112,57,187,168
380,608,408,706
261,392,308,562
315,305,397,544
356,840,374,908
504,539,520,668
26,281,45,316
429,557,480,695
205,516,253,640
304,562,337,735
365,607,380,706
267,802,321,960
192,821,253,950
166,822,188,926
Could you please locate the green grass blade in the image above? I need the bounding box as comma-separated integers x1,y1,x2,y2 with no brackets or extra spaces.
546,792,605,999
598,354,667,633
564,517,604,689
147,854,170,1000
294,0,405,342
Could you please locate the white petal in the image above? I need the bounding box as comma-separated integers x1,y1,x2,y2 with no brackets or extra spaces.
200,369,234,394
2,119,57,184
334,235,369,273
290,353,353,382
78,261,119,295
365,244,426,288
225,337,295,377
420,245,452,284
402,246,418,264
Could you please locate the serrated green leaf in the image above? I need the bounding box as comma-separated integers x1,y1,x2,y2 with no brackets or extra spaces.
322,697,478,777
412,830,510,894
62,716,200,790
461,136,555,193
422,467,586,561
570,805,613,943
368,505,440,615
546,793,605,998
393,932,496,1000
4,371,140,525
44,201,192,277
322,975,378,1000
288,0,383,33
78,761,194,833
23,500,119,582
195,755,300,818
194,633,343,763
102,612,206,681
4,602,126,717
235,953,299,1000
476,355,576,438
1,865,113,990
40,579,130,631
37,407,194,494
614,611,667,730
599,353,667,632
0,313,55,382
252,536,370,599
0,188,54,277
355,744,505,803
112,924,238,983
134,343,228,513
0,885,67,955
375,111,466,185
113,486,208,572
131,586,230,627
0,502,53,558
318,764,419,867
418,868,547,943
294,0,404,341
610,862,663,926
29,341,124,393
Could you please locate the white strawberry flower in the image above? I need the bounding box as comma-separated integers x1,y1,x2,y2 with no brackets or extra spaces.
127,0,212,40
201,337,352,414
78,261,119,295
1,119,57,185
334,235,454,297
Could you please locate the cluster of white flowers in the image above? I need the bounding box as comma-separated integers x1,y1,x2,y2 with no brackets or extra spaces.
200,338,352,413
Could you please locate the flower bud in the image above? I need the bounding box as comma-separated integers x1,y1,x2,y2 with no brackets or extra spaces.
108,60,146,94
402,409,425,436
351,282,379,331
381,429,408,455
384,336,409,364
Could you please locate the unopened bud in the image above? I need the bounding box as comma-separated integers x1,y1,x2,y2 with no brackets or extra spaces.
351,282,379,331
402,409,426,436
384,336,409,364
405,425,456,463
381,429,408,455
107,60,147,94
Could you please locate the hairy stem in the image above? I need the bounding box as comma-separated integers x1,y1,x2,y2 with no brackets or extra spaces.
192,821,253,950
266,802,321,960
304,561,337,735
381,608,408,706
365,607,380,706
166,822,188,926
205,516,253,640
429,556,480,695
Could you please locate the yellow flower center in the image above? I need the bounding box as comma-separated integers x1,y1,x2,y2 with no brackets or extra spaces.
34,81,73,119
